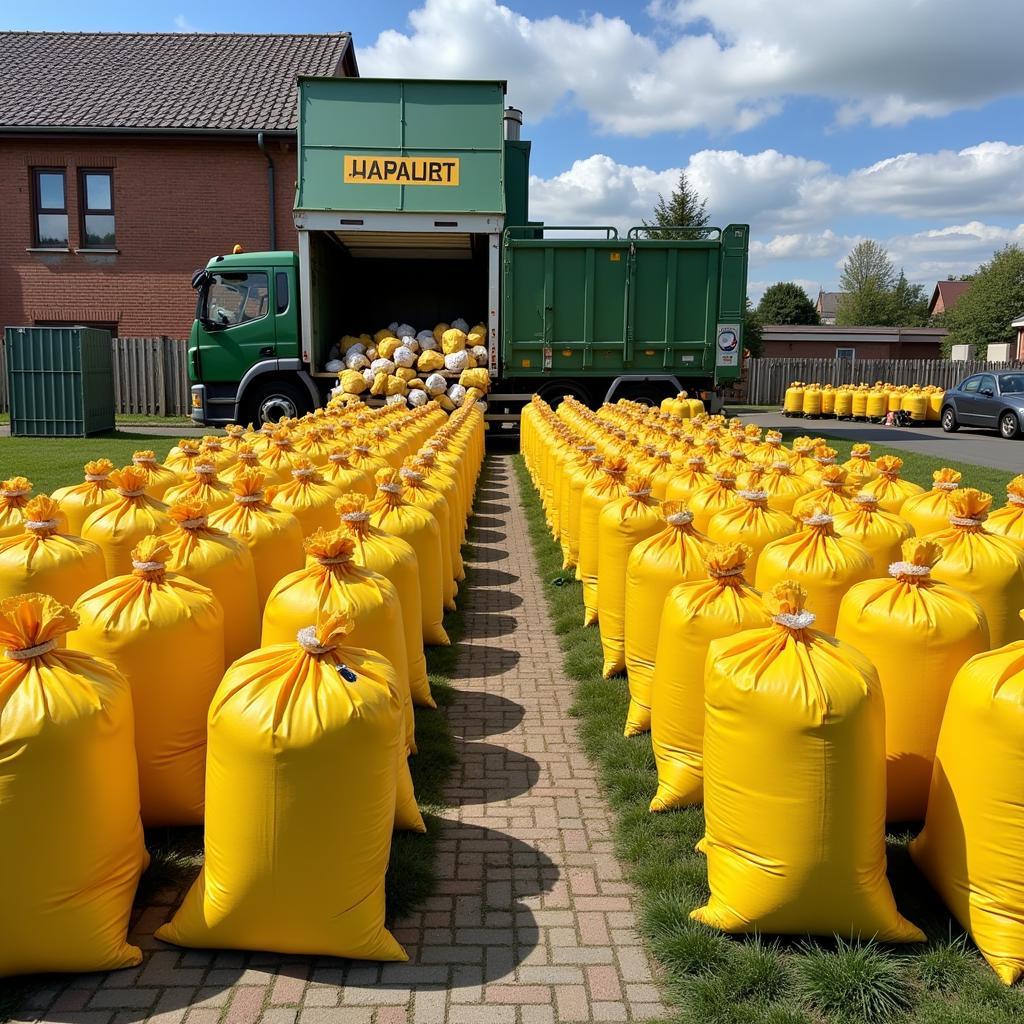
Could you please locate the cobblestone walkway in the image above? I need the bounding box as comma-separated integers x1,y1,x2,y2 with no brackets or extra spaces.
13,453,665,1024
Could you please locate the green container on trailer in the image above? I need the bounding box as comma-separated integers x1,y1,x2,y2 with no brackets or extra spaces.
4,326,115,437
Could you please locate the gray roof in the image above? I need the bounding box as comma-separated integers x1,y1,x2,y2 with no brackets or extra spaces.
0,31,356,133
815,290,844,317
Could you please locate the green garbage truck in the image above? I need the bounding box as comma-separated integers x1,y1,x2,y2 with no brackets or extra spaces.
188,77,749,432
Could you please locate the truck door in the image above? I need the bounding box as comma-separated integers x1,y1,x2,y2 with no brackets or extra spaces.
194,269,276,382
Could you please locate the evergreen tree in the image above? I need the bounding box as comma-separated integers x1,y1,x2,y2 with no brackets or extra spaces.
643,172,710,240
944,245,1024,356
756,282,820,325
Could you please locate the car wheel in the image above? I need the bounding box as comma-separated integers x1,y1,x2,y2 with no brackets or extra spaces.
1000,411,1021,439
941,407,959,433
243,378,313,425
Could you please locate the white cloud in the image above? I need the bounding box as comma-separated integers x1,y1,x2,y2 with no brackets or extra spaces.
173,15,198,32
361,0,1024,135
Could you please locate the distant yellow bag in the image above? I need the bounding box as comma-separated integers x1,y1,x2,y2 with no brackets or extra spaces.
842,443,880,482
459,367,489,392
321,448,375,497
292,428,333,467
81,466,173,577
155,613,410,962
623,502,710,735
261,429,300,479
901,468,962,537
52,460,118,534
755,508,874,633
207,470,305,610
664,456,713,504
649,545,770,811
791,465,858,519
706,489,795,576
377,335,401,359
413,454,465,581
987,474,1024,543
836,539,990,821
0,594,146,977
687,473,740,535
692,582,924,941
927,489,1024,648
262,529,416,760
802,445,841,488
127,450,180,500
400,463,458,611
164,499,261,666
370,371,389,396
270,458,342,535
441,329,467,354
417,350,445,372
385,375,408,397
69,537,225,826
862,455,925,513
164,462,233,513
910,619,1024,984
224,443,285,487
341,368,368,395
0,496,106,607
757,460,813,514
0,477,50,538
831,493,914,577
198,436,236,473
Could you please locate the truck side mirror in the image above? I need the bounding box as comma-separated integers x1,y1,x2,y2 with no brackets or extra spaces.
191,269,210,290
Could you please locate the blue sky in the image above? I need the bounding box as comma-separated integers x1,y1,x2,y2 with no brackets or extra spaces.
9,0,1024,302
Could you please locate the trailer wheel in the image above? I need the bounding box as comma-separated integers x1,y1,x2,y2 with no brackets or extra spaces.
535,381,592,410
243,378,313,425
612,381,676,407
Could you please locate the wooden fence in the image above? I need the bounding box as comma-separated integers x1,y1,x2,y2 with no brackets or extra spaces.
0,336,190,417
744,357,1024,406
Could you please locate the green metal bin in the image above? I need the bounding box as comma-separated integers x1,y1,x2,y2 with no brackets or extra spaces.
4,326,116,437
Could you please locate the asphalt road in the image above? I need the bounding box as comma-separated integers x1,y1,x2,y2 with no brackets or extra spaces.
736,411,1024,474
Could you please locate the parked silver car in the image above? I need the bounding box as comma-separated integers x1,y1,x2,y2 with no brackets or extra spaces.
941,372,1024,439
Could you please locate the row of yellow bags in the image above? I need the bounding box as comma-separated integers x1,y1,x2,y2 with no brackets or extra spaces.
783,381,946,420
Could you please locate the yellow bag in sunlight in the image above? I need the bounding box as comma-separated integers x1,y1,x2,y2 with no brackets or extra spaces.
578,457,629,623
982,474,1024,544
687,474,740,535
417,350,445,372
459,367,490,393
441,328,467,355
52,460,117,534
900,468,962,537
322,448,375,497
0,477,67,538
664,456,713,504
596,474,662,678
0,594,146,978
207,469,305,610
927,489,1024,648
706,489,795,577
842,443,879,483
692,583,924,942
164,439,204,477
164,499,261,665
400,462,458,611
910,617,1024,984
270,458,342,535
69,536,225,826
0,496,106,607
622,502,710,737
155,612,409,962
130,450,179,500
262,529,417,765
861,455,925,513
755,507,874,633
164,460,233,513
836,539,990,821
649,544,770,811
791,465,859,519
81,466,172,577
831,493,914,577
341,368,368,395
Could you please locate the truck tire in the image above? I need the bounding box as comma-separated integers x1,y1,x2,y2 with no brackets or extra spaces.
612,381,677,407
535,381,592,410
243,378,313,425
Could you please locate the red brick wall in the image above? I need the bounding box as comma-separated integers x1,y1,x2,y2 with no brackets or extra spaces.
0,135,297,337
760,341,942,359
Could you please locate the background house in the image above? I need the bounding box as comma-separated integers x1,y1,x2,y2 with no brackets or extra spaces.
760,324,948,359
927,279,971,317
814,289,844,325
0,31,357,339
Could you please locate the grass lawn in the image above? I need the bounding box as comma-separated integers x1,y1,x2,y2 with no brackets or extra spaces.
514,448,1024,1024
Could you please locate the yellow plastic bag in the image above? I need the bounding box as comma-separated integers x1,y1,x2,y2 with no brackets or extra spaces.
164,462,233,513
69,536,225,826
927,489,1024,648
900,468,962,537
207,469,305,610
336,496,431,708
910,617,1024,983
0,594,146,977
385,375,408,397
649,545,770,811
377,335,401,359
164,439,204,476
0,496,106,607
755,507,874,633
692,582,924,941
687,473,740,535
0,477,43,538
224,443,285,486
199,435,237,473
129,450,182,498
597,474,662,678
664,456,713,503
261,429,300,478
262,529,416,759
791,465,858,519
417,349,445,372
52,460,117,534
831,493,914,577
413,452,465,581
836,539,989,821
155,613,410,962
706,489,795,576
842,442,879,482
987,474,1024,543
270,458,342,535
758,460,813,514
322,447,374,496
400,462,458,611
623,502,710,735
862,455,925,513
164,499,261,666
459,367,490,392
441,328,467,354
81,466,172,577
341,368,368,395
292,427,333,467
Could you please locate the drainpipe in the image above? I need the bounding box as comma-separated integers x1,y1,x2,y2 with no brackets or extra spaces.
257,131,277,250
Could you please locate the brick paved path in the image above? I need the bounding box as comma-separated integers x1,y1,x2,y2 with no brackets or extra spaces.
13,453,665,1024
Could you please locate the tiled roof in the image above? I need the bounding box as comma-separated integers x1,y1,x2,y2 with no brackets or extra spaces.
929,279,971,315
0,31,355,132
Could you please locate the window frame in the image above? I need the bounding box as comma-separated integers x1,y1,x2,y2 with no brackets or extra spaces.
960,376,981,393
202,271,271,330
275,271,290,315
78,168,116,250
978,374,997,396
834,346,855,361
31,167,69,249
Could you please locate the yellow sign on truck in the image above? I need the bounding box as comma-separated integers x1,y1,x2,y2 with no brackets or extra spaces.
343,155,460,186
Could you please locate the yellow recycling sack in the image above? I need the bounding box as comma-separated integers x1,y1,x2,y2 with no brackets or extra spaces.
224,443,285,486
560,447,603,571
649,544,770,811
441,328,467,354
164,499,261,666
460,367,490,392
910,618,1024,984
52,460,117,534
199,435,237,473
262,529,416,760
623,502,710,735
208,469,305,609
336,496,432,708
803,445,841,487
400,463,458,610
706,489,795,577
293,427,333,466
578,457,629,619
597,475,662,678
81,466,172,577
415,451,465,580
0,477,35,538
270,457,342,535
0,496,106,607
692,582,924,941
755,508,874,633
758,460,813,515
687,473,740,535
340,368,368,394
900,468,962,537
665,456,713,503
0,594,146,977
862,455,925,513
926,489,1024,648
791,465,858,519
831,493,914,577
164,439,204,477
155,613,410,962
164,462,233,513
69,537,225,826
261,429,300,478
836,539,989,821
130,451,180,500
983,474,1024,544
842,442,879,482
322,448,375,496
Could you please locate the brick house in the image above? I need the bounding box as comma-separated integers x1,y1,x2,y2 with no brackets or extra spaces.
927,279,971,317
760,325,948,359
0,31,357,339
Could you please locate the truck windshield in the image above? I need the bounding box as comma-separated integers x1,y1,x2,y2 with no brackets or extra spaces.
202,272,269,328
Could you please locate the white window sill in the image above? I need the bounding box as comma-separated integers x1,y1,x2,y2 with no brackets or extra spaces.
26,247,70,253
76,248,120,254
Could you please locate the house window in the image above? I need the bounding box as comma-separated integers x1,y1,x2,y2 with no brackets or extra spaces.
835,347,855,361
32,169,68,248
79,170,116,249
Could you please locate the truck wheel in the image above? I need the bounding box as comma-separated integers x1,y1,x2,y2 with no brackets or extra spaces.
535,382,592,410
613,381,676,407
243,379,313,425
